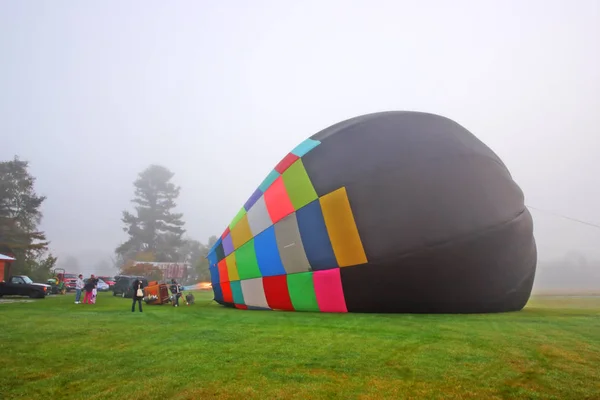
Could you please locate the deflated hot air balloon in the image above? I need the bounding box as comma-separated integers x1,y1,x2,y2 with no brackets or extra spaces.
206,111,537,313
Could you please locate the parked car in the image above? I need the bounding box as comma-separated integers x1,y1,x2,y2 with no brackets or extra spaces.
0,275,51,298
98,276,116,288
96,278,110,291
112,276,148,298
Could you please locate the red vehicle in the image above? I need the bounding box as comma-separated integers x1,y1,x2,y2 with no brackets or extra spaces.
99,276,116,288
63,273,78,292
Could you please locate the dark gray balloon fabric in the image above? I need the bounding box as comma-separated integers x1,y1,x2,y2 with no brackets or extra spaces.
208,111,537,313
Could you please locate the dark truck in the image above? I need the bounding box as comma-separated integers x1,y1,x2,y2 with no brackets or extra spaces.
0,275,51,298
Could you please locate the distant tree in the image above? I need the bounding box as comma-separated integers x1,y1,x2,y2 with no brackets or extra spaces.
176,238,204,265
58,255,81,273
116,165,186,263
194,257,210,282
0,157,51,278
193,236,216,282
207,235,218,249
120,261,163,281
93,259,113,276
26,252,58,282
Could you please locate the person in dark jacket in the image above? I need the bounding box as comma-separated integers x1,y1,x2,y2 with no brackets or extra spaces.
83,276,95,304
170,279,182,307
131,279,145,312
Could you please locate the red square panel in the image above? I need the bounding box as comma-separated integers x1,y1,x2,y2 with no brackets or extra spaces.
274,153,299,174
221,226,230,240
263,275,294,311
235,304,248,310
264,176,294,223
221,281,233,303
218,259,229,283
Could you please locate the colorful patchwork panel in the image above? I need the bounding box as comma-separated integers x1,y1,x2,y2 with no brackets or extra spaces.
319,187,367,267
207,250,218,267
217,259,229,283
208,135,369,313
215,241,225,262
222,233,234,256
254,226,286,277
246,195,272,236
264,176,294,223
235,239,262,280
221,281,234,304
287,272,319,312
295,199,338,271
213,281,223,303
291,138,320,157
221,227,230,240
259,170,280,192
244,188,262,211
230,207,246,229
230,214,253,250
313,269,347,312
282,159,318,210
209,264,220,287
274,153,299,174
274,214,312,274
241,278,269,309
263,275,294,311
230,280,245,305
225,253,239,281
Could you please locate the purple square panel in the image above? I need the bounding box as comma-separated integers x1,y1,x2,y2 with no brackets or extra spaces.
222,233,234,256
244,188,263,211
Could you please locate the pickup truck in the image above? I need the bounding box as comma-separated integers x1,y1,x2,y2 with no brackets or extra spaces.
0,275,51,298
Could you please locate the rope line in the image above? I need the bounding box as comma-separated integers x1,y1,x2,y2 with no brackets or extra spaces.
526,205,600,230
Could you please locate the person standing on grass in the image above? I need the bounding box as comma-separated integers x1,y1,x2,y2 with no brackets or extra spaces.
131,278,145,313
75,274,84,304
170,279,182,307
90,274,98,304
83,276,95,304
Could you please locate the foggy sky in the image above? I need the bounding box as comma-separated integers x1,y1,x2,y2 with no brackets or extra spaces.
1,0,599,267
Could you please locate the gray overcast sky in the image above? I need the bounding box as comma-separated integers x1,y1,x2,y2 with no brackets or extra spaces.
1,0,599,265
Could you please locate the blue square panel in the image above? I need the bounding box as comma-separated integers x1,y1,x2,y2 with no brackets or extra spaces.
208,250,218,266
210,263,220,286
295,199,338,270
254,225,286,277
258,170,281,192
291,139,321,157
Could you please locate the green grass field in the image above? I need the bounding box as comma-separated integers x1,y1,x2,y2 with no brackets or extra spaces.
1,292,599,400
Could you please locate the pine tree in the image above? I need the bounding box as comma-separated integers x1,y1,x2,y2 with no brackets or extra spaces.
0,156,55,278
116,165,186,262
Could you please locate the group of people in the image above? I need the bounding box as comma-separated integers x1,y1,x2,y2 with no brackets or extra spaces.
73,274,191,312
75,274,99,304
130,278,190,312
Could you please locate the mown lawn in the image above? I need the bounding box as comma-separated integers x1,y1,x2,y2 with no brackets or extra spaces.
0,292,599,400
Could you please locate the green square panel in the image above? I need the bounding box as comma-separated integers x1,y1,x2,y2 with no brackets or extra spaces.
287,271,319,312
230,280,245,305
230,207,247,229
282,159,318,210
236,239,262,280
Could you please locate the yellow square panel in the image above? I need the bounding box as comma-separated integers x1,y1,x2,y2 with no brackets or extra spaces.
319,187,367,267
226,252,239,281
230,214,253,250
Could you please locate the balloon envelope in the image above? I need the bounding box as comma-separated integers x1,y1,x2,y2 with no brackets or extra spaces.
207,111,537,313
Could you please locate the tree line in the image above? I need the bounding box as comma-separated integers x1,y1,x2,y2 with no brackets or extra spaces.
0,156,216,283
